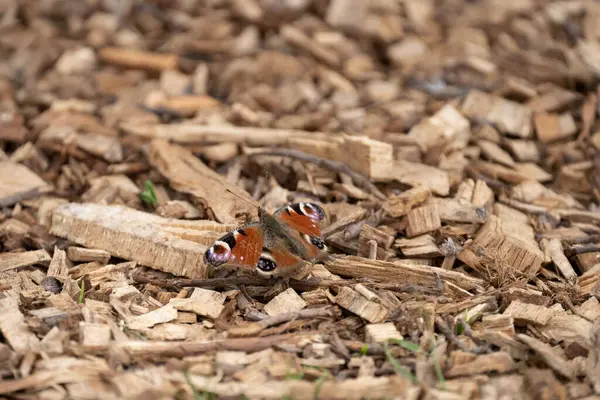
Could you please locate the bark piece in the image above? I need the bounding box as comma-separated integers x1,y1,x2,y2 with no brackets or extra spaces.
50,203,234,279
395,234,442,258
264,288,307,317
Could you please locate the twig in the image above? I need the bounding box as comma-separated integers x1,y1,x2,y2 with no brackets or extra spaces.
564,244,600,256
257,306,339,328
246,148,386,200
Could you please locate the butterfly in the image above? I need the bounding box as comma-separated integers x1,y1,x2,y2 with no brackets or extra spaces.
204,202,329,277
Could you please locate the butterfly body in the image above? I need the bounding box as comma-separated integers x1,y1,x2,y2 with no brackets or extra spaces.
204,202,328,277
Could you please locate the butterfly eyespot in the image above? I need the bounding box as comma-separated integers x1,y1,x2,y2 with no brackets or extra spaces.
204,241,231,267
303,234,326,250
257,256,276,272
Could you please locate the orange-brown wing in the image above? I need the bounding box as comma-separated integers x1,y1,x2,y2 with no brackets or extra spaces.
204,224,263,270
274,202,326,237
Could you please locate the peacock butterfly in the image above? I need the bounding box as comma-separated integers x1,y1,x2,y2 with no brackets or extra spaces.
204,200,329,277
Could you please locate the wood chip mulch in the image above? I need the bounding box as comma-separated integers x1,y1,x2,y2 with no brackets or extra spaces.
1,0,600,399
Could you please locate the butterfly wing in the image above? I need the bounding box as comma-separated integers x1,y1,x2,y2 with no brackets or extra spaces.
204,223,263,270
273,202,328,261
274,202,326,236
204,221,306,277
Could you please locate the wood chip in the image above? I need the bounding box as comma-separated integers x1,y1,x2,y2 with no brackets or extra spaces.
517,334,575,379
50,203,227,278
461,90,532,138
382,187,431,218
0,298,40,355
503,300,554,326
0,161,52,207
365,323,403,343
170,288,226,319
334,286,388,323
0,249,51,273
66,247,111,264
406,203,441,237
263,288,307,317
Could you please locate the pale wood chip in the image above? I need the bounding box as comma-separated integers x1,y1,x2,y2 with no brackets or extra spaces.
503,300,554,326
0,298,41,355
0,249,51,273
170,288,226,319
365,323,403,343
264,288,307,316
517,334,575,379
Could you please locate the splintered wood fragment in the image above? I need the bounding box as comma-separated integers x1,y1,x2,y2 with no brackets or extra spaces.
395,234,441,258
0,161,52,207
393,160,450,196
337,136,394,183
127,305,178,330
461,90,532,138
74,133,123,163
504,287,551,307
0,298,40,354
334,287,388,323
493,204,539,250
170,288,226,319
49,203,223,279
433,198,488,224
478,140,516,167
365,323,403,343
408,104,470,152
479,315,515,335
457,215,543,279
472,180,494,210
280,25,340,67
541,239,578,284
517,334,575,379
513,163,552,182
29,308,68,327
445,351,516,378
534,112,577,143
79,323,111,352
264,288,307,316
146,95,221,117
358,225,395,260
577,297,600,321
66,247,111,264
99,47,178,71
538,313,593,345
326,256,485,295
322,208,368,237
406,204,441,237
148,140,255,224
586,323,600,394
0,249,51,273
46,248,71,280
504,140,540,162
122,122,333,146
383,187,431,218
503,300,554,326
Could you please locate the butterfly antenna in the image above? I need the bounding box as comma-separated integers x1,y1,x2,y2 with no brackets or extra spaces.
226,188,259,209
